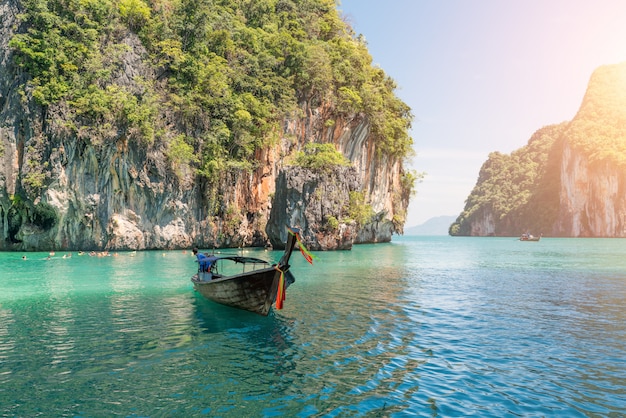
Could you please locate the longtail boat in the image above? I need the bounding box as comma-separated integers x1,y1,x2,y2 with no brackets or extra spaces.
191,227,303,316
520,233,541,241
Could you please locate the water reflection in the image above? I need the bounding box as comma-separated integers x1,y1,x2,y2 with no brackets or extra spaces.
192,295,267,334
1,240,625,416
243,244,424,417
40,269,76,381
0,308,16,385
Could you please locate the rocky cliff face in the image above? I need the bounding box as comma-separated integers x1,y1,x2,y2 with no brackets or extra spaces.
555,63,626,237
267,166,360,250
451,62,626,237
0,0,410,251
556,142,626,236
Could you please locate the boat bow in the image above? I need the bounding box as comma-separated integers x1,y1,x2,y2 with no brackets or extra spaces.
191,226,302,316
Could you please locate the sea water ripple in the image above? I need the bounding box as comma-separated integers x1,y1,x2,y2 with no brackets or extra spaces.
0,237,625,416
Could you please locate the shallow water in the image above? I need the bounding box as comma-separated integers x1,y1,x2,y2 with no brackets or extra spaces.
1,237,625,416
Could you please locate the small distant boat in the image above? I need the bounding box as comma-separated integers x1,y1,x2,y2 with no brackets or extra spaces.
191,227,301,316
520,233,541,241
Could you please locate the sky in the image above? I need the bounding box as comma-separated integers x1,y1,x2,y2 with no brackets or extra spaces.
338,0,626,227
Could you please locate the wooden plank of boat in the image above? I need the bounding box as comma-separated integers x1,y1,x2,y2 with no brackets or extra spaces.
192,268,295,315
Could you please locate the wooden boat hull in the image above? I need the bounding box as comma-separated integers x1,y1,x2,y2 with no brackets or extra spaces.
192,268,295,316
191,227,300,315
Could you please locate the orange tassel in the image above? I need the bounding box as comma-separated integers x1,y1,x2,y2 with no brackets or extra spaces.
275,268,285,310
300,247,313,264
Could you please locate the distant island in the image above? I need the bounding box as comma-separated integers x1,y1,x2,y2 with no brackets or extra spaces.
450,61,626,238
405,215,456,236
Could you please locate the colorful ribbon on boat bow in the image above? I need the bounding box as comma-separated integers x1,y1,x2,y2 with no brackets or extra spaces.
287,227,315,264
275,266,285,310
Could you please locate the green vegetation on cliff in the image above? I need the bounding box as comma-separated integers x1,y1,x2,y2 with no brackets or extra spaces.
565,63,626,169
291,143,350,171
9,0,413,174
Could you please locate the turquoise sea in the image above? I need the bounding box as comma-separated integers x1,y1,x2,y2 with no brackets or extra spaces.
1,236,625,417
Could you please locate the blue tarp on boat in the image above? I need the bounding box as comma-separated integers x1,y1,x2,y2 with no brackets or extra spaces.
197,254,218,272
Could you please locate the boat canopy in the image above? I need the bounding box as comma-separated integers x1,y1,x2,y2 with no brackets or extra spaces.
198,254,270,272
214,256,270,265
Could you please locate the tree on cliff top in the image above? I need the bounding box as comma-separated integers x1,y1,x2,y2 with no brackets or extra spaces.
564,63,626,169
9,0,414,178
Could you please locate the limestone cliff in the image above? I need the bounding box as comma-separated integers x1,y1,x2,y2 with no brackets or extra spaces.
555,62,626,236
451,61,626,237
0,0,413,251
556,142,626,236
